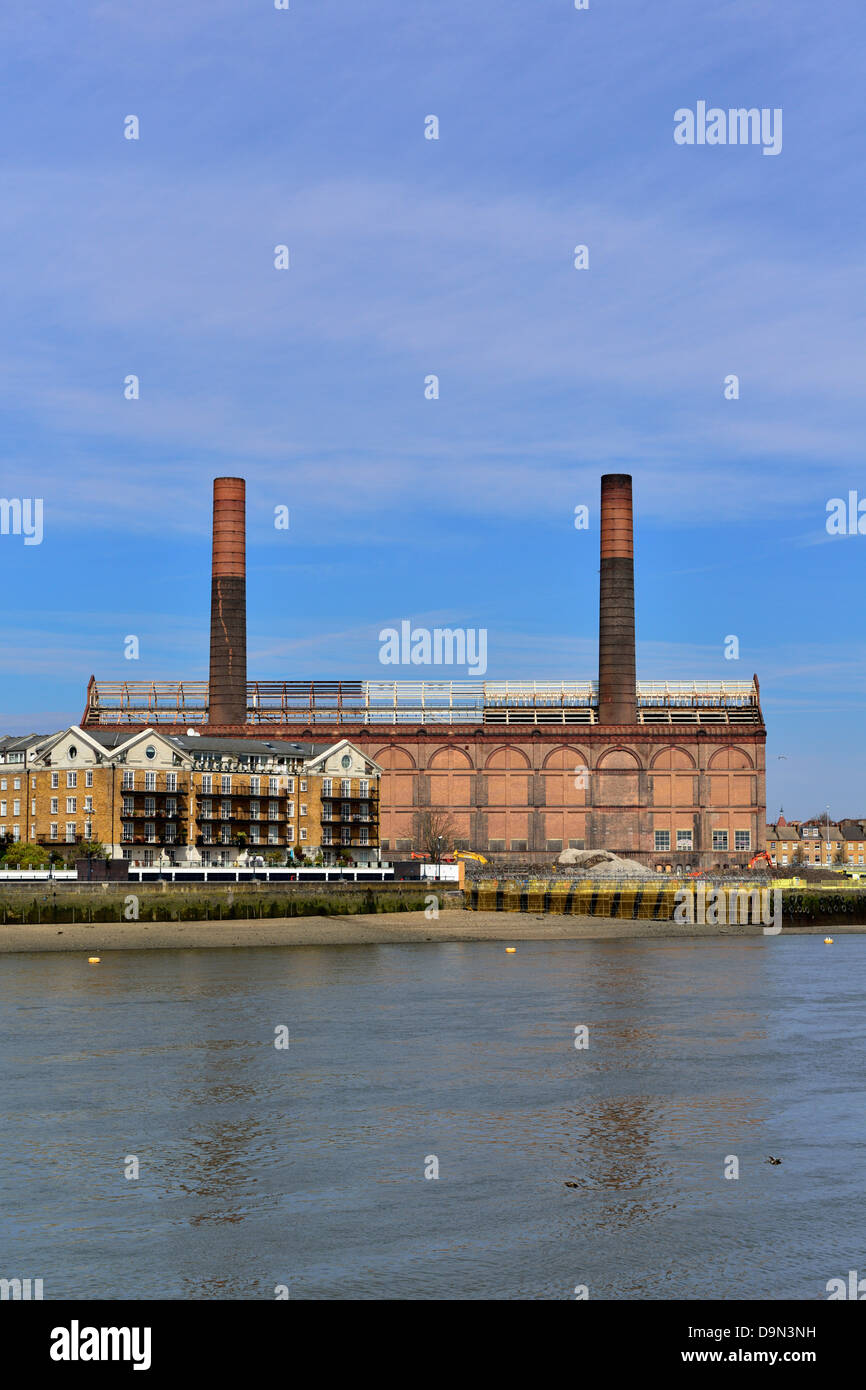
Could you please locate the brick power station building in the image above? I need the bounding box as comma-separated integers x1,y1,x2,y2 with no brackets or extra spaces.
81,475,767,870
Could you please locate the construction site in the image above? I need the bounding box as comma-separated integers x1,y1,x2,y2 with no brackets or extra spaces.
80,474,767,870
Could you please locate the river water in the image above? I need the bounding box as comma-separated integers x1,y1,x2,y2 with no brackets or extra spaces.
1,936,864,1300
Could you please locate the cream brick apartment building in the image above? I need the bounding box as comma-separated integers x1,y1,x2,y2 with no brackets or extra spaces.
2,727,381,866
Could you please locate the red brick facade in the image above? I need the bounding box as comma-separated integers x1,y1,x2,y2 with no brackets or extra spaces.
172,720,765,868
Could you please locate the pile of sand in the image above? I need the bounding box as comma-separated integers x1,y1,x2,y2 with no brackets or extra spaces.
555,848,656,878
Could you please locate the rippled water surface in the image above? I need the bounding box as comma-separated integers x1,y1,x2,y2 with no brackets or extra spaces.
2,936,865,1299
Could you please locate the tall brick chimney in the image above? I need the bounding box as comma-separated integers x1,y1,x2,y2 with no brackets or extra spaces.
598,473,637,725
208,477,247,727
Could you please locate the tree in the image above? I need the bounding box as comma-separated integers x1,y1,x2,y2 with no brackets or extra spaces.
2,841,50,869
79,840,106,860
412,809,457,861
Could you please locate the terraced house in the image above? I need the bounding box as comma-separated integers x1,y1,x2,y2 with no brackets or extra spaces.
20,727,381,867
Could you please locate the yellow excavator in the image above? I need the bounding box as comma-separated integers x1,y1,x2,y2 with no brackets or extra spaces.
453,850,488,864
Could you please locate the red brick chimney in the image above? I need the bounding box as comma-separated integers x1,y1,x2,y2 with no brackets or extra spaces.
208,477,247,727
598,473,637,724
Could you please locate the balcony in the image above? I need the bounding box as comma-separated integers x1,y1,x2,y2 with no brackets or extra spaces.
120,787,187,800
121,834,182,847
321,813,379,824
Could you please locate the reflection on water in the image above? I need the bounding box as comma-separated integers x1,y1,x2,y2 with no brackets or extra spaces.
1,937,865,1299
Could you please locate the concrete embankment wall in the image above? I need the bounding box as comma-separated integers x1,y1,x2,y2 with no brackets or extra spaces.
0,881,459,924
465,879,866,926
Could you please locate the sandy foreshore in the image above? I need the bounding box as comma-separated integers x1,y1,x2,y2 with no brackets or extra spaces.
0,909,860,952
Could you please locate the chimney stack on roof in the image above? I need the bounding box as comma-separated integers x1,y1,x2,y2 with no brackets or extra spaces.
598,473,637,725
208,477,247,727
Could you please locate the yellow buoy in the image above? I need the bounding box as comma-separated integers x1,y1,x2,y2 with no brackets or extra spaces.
505,946,516,954
824,937,833,945
88,956,101,964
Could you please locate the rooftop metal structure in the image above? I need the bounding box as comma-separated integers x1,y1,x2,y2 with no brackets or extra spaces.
82,678,764,728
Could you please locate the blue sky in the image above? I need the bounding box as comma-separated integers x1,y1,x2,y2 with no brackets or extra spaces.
1,0,864,817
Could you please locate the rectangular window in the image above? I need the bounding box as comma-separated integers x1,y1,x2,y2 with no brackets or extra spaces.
122,797,133,816
84,797,93,812
300,803,308,817
712,830,728,851
221,800,231,820
268,800,278,819
341,802,350,820
202,826,213,844
12,825,20,842
86,770,93,787
143,850,154,867
250,826,260,844
0,801,6,817
122,824,133,842
201,849,211,866
250,776,260,796
67,772,77,788
145,822,156,842
65,823,76,842
221,825,231,844
322,778,332,798
250,800,260,819
269,776,279,795
85,821,93,839
123,848,132,861
66,798,77,814
221,775,232,794
299,827,307,841
286,777,294,793
654,830,671,852
359,828,369,845
341,826,351,845
201,798,212,818
51,772,59,789
145,797,155,816
735,830,751,851
202,774,212,794
13,778,20,790
340,779,351,797
0,780,5,790
676,830,693,850
31,799,36,815
286,802,294,819
145,772,156,791
166,772,177,792
166,798,176,817
322,827,332,845
123,771,134,790
50,823,58,840
359,779,369,798
12,800,20,815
